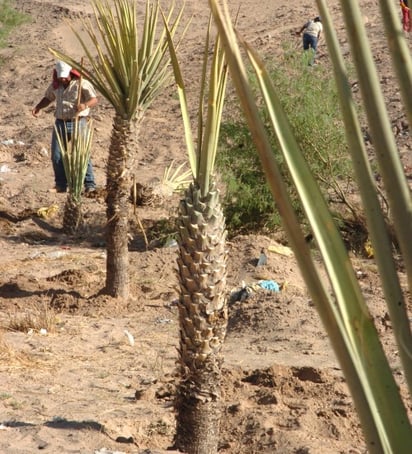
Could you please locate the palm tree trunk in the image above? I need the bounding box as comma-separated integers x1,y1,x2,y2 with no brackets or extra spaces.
175,181,228,454
63,195,83,235
105,114,138,298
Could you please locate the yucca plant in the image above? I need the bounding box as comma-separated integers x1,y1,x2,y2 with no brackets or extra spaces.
164,13,229,454
162,160,192,195
50,0,185,298
209,0,412,452
54,118,93,235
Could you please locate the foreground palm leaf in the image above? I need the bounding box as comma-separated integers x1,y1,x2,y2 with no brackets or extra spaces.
209,0,412,452
165,14,229,453
55,119,93,235
50,0,184,297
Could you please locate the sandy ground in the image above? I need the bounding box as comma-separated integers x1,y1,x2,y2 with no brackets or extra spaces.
0,0,411,453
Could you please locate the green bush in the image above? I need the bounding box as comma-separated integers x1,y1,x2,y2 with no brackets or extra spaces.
0,0,29,48
217,121,282,233
217,47,355,235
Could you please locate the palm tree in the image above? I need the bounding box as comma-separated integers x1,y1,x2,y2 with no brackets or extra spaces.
50,0,184,297
210,0,412,451
165,15,229,454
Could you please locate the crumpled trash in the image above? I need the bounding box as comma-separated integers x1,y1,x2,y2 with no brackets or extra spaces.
256,248,267,266
164,238,178,248
268,243,293,257
0,164,11,173
124,329,135,346
230,279,282,303
230,286,252,303
37,204,59,218
229,280,257,303
94,449,126,454
259,280,280,292
1,139,24,146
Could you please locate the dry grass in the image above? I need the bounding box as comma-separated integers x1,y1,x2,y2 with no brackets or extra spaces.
0,330,39,369
5,302,58,334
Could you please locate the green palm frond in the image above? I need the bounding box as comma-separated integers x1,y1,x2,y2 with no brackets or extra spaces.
162,160,192,193
317,0,412,412
55,118,93,201
164,12,229,196
209,0,412,451
50,0,185,120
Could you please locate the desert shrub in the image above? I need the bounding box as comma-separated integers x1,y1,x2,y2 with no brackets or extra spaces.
0,0,29,48
217,121,283,233
5,302,58,333
217,47,355,235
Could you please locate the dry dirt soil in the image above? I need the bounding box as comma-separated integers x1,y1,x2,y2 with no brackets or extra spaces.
0,0,411,453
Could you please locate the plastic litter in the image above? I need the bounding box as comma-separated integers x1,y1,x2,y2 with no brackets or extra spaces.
0,165,11,173
94,449,126,454
230,287,251,303
37,204,59,218
230,278,282,303
155,317,172,324
124,329,135,346
1,139,24,146
29,250,67,260
164,238,178,248
268,243,293,257
259,280,280,292
229,281,255,303
256,248,267,266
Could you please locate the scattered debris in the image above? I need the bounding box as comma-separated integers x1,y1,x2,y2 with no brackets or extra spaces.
37,204,59,219
1,139,25,146
256,248,267,266
364,239,374,258
230,278,282,303
230,285,253,303
164,238,178,248
124,329,135,346
0,165,11,173
94,449,126,454
259,280,280,292
155,317,172,324
268,242,293,257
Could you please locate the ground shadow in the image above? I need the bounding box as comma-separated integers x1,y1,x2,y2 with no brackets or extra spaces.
44,418,105,432
0,282,82,300
3,417,105,432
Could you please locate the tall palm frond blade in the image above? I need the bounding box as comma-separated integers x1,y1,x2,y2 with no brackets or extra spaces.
317,0,412,414
336,0,412,297
376,0,412,126
210,0,412,451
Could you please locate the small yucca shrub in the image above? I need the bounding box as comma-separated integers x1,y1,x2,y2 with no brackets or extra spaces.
55,118,93,234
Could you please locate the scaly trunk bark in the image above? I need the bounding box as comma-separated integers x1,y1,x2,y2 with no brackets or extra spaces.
63,195,82,235
174,182,228,454
105,114,138,298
